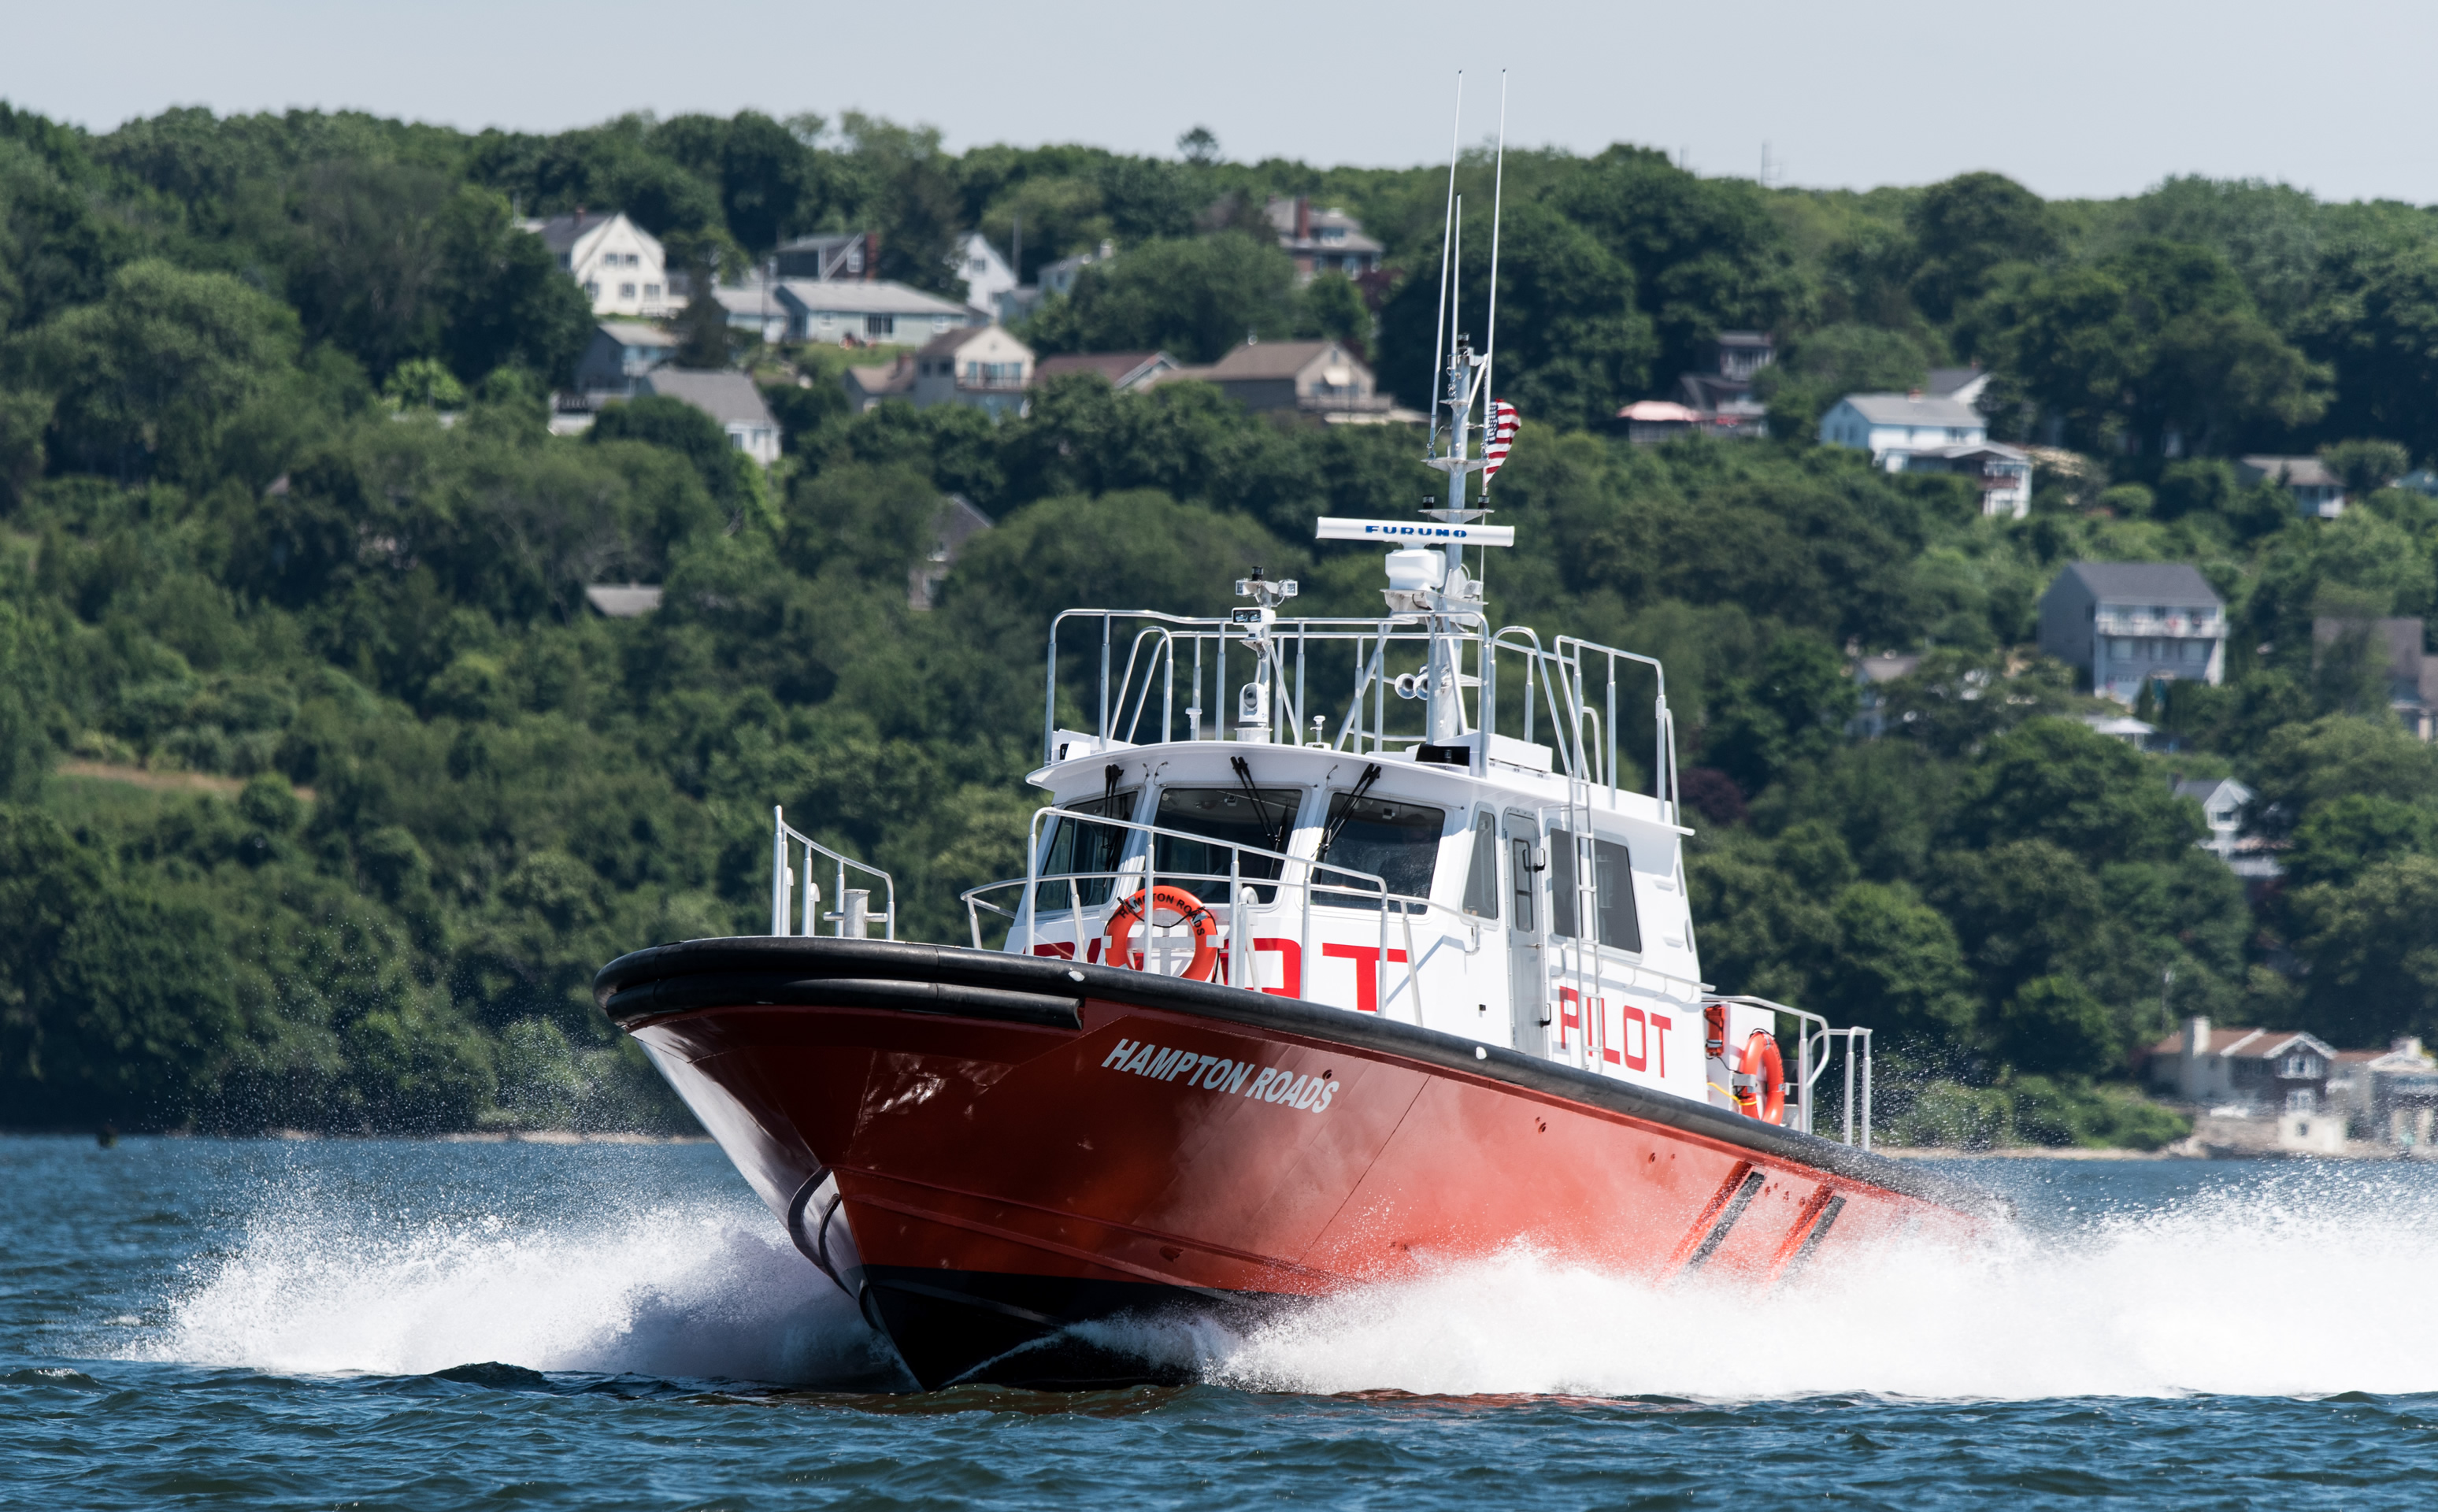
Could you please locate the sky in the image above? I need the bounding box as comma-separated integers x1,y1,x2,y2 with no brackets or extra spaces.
9,0,2437,205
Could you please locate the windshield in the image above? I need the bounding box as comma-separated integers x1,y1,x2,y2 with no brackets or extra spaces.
1316,792,1443,913
1037,788,1136,910
1152,786,1301,902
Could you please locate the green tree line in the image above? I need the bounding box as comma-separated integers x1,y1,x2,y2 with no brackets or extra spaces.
9,102,2438,1144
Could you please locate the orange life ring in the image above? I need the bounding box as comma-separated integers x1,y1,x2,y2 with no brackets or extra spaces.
1105,885,1221,980
1732,1029,1786,1125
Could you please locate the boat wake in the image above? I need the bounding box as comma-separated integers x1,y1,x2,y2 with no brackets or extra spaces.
1190,1167,2438,1400
124,1166,2438,1399
130,1188,902,1388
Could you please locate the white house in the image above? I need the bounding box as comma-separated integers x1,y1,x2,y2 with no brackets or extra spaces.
773,279,975,346
573,321,679,400
910,325,1035,420
520,212,676,319
952,233,1019,317
2238,455,2347,519
2173,776,2251,864
2038,561,2228,703
634,371,780,467
1819,391,1985,457
1817,391,2032,517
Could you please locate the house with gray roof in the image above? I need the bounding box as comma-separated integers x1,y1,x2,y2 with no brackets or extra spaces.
2039,561,2227,702
1032,350,1180,395
1176,339,1395,422
574,321,679,400
773,279,976,346
2238,455,2347,518
633,371,780,466
1817,391,2032,517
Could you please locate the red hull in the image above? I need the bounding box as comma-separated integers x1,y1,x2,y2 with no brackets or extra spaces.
600,938,1991,1388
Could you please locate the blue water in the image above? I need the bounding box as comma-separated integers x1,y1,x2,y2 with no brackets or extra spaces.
7,1135,2438,1509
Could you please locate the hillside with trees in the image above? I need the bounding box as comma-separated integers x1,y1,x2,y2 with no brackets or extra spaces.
6,103,2438,1144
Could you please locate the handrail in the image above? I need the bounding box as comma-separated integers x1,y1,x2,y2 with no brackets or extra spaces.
770,806,897,940
981,802,1471,1021
1703,994,1873,1148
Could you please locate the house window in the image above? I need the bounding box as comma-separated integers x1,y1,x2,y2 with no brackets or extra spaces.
619,283,636,298
2287,1088,2316,1113
643,284,661,298
582,281,599,299
866,314,895,338
933,316,951,332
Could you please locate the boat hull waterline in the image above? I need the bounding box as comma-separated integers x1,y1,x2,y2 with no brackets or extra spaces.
598,937,1991,1390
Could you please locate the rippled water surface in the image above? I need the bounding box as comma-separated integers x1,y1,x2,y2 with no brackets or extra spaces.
7,1134,2438,1509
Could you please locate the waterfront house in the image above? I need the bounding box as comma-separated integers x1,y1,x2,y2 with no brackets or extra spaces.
775,232,878,281
2331,1039,2438,1150
775,279,976,346
521,212,676,319
1817,391,2029,516
953,232,1019,316
573,321,679,400
1179,339,1391,421
634,371,780,466
2037,561,2227,703
1032,351,1181,395
2147,1017,2337,1114
2238,455,2346,518
910,326,1035,420
1267,198,1384,282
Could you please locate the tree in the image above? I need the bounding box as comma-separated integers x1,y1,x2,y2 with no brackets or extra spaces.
1375,200,1656,432
1907,171,2059,323
1026,232,1299,363
1700,632,1858,795
2321,438,2410,495
9,258,300,483
1548,146,1808,382
1946,717,2203,865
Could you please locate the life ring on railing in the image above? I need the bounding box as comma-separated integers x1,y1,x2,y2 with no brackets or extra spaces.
1104,885,1221,980
1731,1029,1786,1125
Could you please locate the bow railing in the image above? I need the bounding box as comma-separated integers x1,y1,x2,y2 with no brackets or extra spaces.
770,806,897,940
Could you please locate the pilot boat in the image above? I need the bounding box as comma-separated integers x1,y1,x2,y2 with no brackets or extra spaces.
594,95,1995,1390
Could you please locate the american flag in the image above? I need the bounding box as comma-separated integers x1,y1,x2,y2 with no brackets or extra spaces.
1483,401,1520,481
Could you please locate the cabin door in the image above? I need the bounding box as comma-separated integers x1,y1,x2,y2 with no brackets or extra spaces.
1504,810,1547,1056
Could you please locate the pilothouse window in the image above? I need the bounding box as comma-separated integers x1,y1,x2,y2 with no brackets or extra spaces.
1153,787,1300,902
1316,793,1443,911
1462,811,1499,920
1038,789,1136,909
1547,829,1641,952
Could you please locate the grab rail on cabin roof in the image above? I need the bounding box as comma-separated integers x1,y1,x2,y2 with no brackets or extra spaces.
1041,611,1683,817
769,806,897,941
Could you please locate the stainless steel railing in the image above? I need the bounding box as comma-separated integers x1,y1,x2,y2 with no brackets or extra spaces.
1705,994,1874,1148
961,805,1491,1023
770,805,897,940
